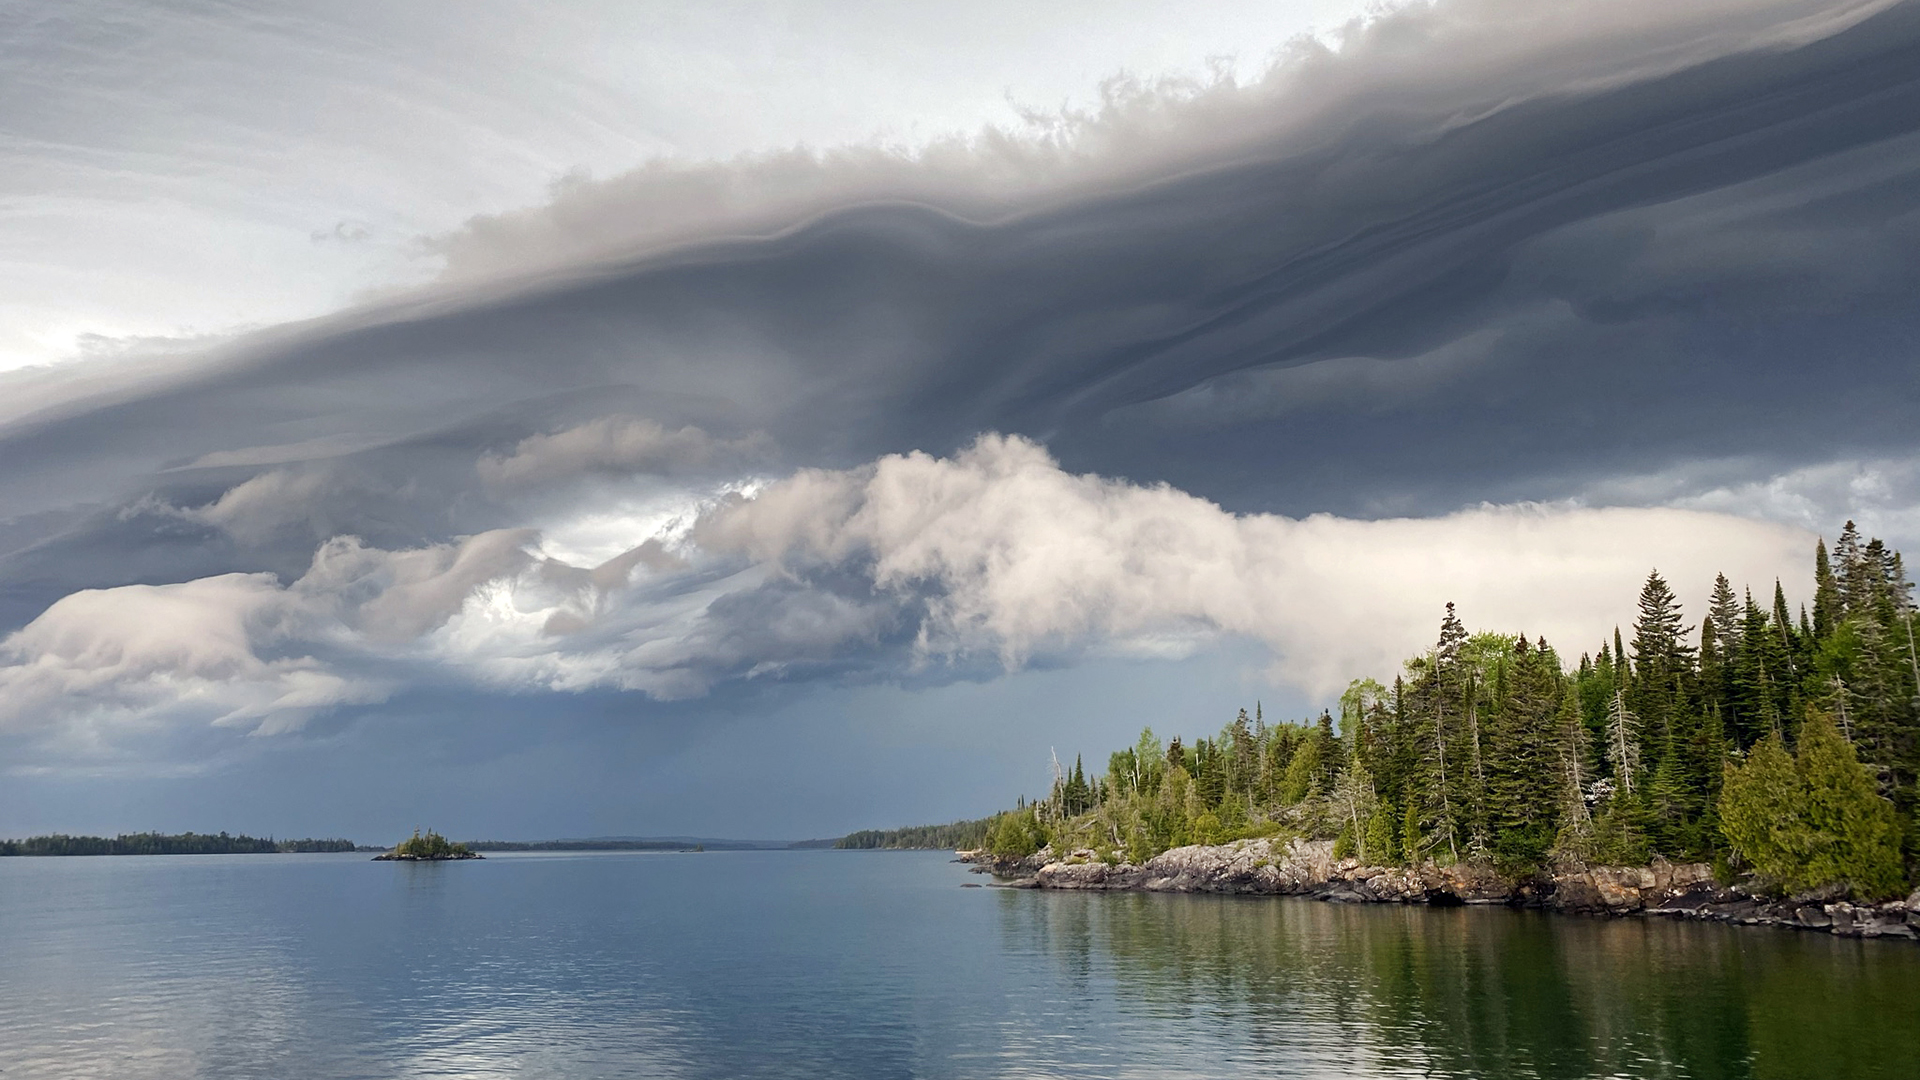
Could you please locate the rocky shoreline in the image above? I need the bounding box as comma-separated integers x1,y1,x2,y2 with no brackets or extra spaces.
961,838,1920,940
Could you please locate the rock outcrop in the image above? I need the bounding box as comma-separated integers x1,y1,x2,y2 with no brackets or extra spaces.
956,840,1916,939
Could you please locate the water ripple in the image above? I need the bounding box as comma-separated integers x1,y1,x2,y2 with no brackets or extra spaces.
1,851,1916,1078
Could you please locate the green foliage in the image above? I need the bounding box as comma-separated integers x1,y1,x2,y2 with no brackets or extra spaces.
1400,800,1424,864
1280,736,1322,804
836,818,992,850
1192,810,1225,846
388,829,474,860
1720,714,1904,898
1365,803,1398,865
986,808,1048,859
1582,796,1651,866
1332,825,1356,860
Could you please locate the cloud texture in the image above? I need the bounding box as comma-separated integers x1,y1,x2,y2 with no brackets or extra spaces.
2,0,1917,782
0,436,1813,765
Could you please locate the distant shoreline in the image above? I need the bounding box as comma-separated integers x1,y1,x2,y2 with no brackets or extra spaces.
0,832,847,857
0,833,355,857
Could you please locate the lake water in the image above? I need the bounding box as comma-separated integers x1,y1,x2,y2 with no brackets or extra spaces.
2,850,1916,1079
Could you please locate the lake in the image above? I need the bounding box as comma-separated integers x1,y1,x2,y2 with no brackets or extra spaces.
1,849,1915,1078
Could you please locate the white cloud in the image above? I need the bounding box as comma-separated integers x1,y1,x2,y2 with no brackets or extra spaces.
180,469,345,546
693,434,1815,693
0,434,1821,763
478,417,766,489
295,531,540,642
0,529,537,756
0,574,384,752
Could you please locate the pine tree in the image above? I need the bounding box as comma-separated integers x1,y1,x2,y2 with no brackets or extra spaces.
1773,580,1804,684
1700,619,1729,744
989,531,1916,895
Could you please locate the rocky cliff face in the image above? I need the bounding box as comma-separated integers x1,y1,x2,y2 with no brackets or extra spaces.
958,839,1919,939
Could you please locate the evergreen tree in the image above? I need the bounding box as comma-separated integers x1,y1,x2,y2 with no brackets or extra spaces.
1629,570,1696,763
1772,581,1802,684
1720,733,1805,886
1814,537,1841,642
1709,573,1744,655
1484,636,1563,869
1796,711,1904,898
1554,693,1596,851
1722,713,1902,898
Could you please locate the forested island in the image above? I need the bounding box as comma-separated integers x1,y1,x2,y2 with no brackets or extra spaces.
0,832,355,856
374,829,481,861
970,523,1920,913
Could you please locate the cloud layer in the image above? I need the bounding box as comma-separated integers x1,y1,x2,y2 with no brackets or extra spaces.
1,0,1916,784
0,436,1813,766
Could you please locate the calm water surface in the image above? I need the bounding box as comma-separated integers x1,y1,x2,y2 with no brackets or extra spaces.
1,850,1915,1078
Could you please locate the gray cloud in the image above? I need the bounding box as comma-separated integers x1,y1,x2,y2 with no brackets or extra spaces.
423,0,1894,284
2,0,1910,543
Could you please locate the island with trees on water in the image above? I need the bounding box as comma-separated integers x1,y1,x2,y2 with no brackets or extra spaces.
945,523,1920,936
374,829,482,861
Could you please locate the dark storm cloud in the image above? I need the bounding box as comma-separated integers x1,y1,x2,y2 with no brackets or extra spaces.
1,0,1915,768
7,3,1918,542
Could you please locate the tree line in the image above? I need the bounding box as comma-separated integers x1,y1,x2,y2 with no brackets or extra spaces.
837,818,993,850
0,832,357,855
984,522,1920,899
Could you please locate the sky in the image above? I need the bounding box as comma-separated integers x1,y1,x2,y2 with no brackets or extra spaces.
3,0,1919,842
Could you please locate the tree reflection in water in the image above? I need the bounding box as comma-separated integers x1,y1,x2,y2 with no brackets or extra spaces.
997,889,1920,1079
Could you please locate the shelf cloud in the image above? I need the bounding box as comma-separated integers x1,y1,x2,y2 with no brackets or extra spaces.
0,436,1812,768
2,0,1917,788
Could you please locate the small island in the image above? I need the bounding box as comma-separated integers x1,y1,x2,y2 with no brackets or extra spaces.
373,829,482,861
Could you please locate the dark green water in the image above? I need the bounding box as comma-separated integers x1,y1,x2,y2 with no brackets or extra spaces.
1,849,1913,1078
1012,886,1920,1079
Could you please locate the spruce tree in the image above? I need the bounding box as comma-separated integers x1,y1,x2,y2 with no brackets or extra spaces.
1814,537,1841,642
1629,570,1695,758
1709,572,1743,662
1484,636,1563,869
